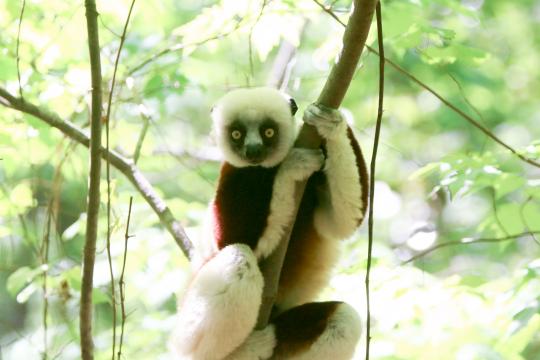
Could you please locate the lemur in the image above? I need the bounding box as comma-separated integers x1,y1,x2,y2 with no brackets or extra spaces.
170,87,369,360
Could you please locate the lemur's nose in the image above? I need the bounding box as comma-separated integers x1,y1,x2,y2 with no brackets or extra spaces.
245,144,264,161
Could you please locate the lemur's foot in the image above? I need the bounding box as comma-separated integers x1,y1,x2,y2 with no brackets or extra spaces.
303,103,346,140
281,148,325,181
195,244,261,296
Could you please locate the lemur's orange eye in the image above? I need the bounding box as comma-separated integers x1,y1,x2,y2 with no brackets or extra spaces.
264,128,275,138
231,130,242,140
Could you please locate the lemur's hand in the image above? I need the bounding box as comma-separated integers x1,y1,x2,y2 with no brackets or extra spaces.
303,103,346,141
281,148,324,181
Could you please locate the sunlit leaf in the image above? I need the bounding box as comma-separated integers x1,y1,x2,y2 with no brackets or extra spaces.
7,265,47,298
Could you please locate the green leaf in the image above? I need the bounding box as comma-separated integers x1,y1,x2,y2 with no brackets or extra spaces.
497,203,525,234
144,74,164,96
92,288,110,305
494,173,525,198
7,265,47,297
0,57,17,81
9,182,35,210
409,162,441,180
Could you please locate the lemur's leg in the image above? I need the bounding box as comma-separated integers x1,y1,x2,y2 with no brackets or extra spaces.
227,301,361,360
170,244,263,360
254,148,324,259
303,104,368,240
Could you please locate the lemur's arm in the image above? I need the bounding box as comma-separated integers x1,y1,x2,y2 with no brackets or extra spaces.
304,104,369,240
254,148,324,259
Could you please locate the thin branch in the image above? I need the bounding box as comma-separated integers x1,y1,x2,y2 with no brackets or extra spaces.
80,0,103,358
365,2,384,359
117,197,133,360
103,1,136,356
490,187,509,237
448,73,485,123
133,112,150,164
519,196,540,246
402,231,540,265
256,0,378,329
369,46,540,169
16,0,26,99
313,0,540,169
0,87,193,259
41,143,72,360
266,21,307,91
41,205,51,360
127,22,242,76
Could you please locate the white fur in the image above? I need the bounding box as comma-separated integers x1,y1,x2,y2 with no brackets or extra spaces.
190,207,220,270
224,326,276,360
254,148,324,259
228,303,361,360
303,104,365,240
170,244,263,360
212,87,296,168
289,303,361,360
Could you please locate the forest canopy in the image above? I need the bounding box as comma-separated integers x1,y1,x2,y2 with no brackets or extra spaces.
1,0,539,359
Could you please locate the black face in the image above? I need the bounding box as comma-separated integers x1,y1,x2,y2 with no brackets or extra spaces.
228,118,280,165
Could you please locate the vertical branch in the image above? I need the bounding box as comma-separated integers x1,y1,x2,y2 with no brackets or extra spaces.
41,144,72,360
365,2,384,359
16,0,26,99
317,0,376,108
41,208,51,360
117,196,133,360
133,112,150,165
80,0,103,359
256,0,378,328
103,1,136,357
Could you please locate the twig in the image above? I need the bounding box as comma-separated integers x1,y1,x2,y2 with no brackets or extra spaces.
256,0,378,329
41,143,72,360
365,2,384,359
80,0,103,358
519,196,540,246
41,204,51,360
16,0,26,99
127,23,242,76
266,21,307,91
133,112,150,164
490,187,509,237
0,87,193,259
402,231,540,265
313,0,540,169
117,197,133,360
103,1,136,356
370,48,540,169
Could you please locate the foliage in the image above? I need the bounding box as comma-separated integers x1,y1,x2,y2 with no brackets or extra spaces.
0,0,539,359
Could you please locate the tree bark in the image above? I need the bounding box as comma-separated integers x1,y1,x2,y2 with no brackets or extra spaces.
80,0,103,358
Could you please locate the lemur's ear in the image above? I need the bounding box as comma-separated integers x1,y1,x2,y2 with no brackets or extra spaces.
289,98,298,116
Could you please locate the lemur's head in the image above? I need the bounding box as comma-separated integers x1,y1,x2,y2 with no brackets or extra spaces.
212,87,298,168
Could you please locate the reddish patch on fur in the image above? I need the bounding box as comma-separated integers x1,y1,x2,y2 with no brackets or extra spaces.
213,162,278,250
278,171,324,301
272,301,340,356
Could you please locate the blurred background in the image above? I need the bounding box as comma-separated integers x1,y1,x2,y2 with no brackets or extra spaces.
0,0,539,359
